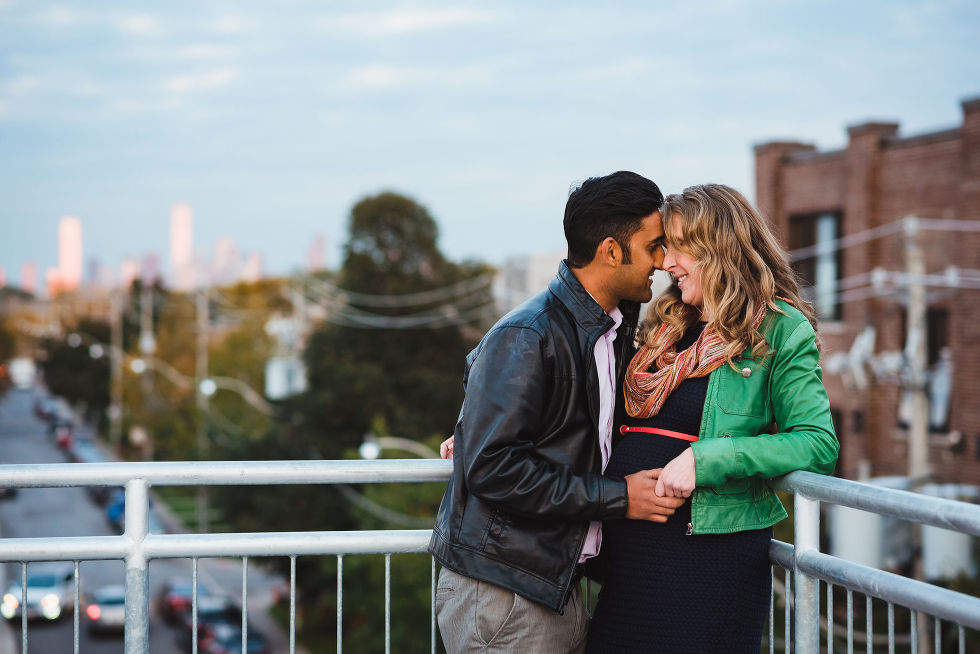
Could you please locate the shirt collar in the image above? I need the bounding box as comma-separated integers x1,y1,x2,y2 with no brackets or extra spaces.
585,290,623,338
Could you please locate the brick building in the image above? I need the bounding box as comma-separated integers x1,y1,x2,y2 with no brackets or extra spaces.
754,95,980,486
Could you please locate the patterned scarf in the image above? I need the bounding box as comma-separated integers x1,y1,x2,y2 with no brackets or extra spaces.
624,302,768,418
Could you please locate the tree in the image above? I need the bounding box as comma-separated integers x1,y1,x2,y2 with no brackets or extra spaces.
39,319,111,424
299,191,495,458
216,191,492,653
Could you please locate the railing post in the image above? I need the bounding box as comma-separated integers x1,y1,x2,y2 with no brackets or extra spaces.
123,478,150,654
794,493,821,653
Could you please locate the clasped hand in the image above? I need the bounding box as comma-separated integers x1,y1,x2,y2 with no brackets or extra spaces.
439,435,691,522
654,447,696,498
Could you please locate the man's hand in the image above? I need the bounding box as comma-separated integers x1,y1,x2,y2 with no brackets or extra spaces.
655,448,696,498
440,435,455,459
624,468,686,521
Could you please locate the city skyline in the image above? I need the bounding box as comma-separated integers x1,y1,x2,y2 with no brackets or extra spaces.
1,1,978,283
0,205,275,294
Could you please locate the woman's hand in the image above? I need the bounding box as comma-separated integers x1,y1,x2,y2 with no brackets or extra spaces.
440,435,455,459
655,448,696,498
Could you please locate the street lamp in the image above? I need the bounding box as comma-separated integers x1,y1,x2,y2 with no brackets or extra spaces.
199,378,218,397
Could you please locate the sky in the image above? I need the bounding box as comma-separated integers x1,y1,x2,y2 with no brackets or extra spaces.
1,0,978,284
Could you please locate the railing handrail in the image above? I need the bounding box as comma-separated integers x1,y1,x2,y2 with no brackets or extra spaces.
4,462,976,537
2,460,978,652
770,539,980,631
772,470,980,537
0,458,453,487
0,530,433,561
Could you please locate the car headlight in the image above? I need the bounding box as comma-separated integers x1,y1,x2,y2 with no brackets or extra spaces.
1,593,17,608
40,594,61,620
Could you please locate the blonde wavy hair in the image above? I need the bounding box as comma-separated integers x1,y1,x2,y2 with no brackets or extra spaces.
638,183,818,365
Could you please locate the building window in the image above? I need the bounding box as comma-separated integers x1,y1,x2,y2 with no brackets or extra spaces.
789,212,842,321
852,410,865,433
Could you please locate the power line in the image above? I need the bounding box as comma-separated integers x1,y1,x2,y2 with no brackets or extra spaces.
302,273,494,308
787,216,980,262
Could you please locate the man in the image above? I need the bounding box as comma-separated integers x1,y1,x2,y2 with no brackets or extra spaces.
429,171,683,653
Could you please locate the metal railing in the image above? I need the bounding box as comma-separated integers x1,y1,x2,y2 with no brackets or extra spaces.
0,460,978,653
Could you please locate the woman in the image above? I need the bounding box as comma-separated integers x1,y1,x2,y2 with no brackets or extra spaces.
585,183,839,653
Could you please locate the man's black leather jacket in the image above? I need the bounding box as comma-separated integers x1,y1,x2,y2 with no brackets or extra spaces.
428,261,640,613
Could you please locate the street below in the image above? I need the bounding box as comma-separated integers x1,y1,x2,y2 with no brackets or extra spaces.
0,387,292,654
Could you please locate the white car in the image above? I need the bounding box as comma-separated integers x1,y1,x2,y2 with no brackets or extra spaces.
84,584,126,634
1,564,75,621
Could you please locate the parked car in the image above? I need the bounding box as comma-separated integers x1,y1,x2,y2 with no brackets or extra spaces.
158,577,210,624
84,584,126,634
0,564,75,621
199,627,271,654
33,397,56,421
105,489,164,533
0,487,17,500
53,420,74,450
176,596,268,653
69,435,117,504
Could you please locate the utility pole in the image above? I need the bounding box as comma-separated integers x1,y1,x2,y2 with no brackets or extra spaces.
195,285,210,533
903,215,931,653
139,280,156,396
904,215,930,487
109,289,124,454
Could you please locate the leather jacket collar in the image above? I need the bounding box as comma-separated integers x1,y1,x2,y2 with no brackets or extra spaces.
550,260,641,352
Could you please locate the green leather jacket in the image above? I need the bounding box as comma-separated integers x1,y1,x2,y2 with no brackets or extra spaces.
687,299,839,535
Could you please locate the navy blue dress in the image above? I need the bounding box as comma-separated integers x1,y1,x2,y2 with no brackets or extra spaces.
586,323,772,654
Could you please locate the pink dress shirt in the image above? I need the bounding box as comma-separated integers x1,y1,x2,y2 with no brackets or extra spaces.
579,304,623,562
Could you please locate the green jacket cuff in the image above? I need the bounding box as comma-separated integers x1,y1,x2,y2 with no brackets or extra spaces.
692,437,737,487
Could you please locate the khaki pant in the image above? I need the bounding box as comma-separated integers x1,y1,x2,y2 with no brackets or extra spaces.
436,566,588,654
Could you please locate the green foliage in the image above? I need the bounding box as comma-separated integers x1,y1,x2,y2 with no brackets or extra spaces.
0,319,14,393
299,192,493,458
216,191,490,653
39,319,111,424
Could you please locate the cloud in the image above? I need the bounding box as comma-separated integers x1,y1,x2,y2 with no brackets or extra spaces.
32,6,84,27
165,68,240,93
178,43,240,60
118,13,162,36
4,74,41,95
340,61,505,91
214,14,253,34
323,7,501,37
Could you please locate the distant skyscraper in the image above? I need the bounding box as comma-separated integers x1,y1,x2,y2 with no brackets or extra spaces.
170,203,194,290
307,235,326,271
58,215,83,291
86,258,101,286
242,253,263,282
142,253,160,283
45,267,64,297
0,266,5,288
212,237,242,284
121,258,140,288
21,262,38,295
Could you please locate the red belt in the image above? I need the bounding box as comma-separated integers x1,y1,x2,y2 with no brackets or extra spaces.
618,425,699,442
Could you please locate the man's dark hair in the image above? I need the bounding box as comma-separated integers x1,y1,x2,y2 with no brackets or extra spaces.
563,171,664,268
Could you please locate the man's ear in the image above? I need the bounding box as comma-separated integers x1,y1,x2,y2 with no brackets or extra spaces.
595,236,621,266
